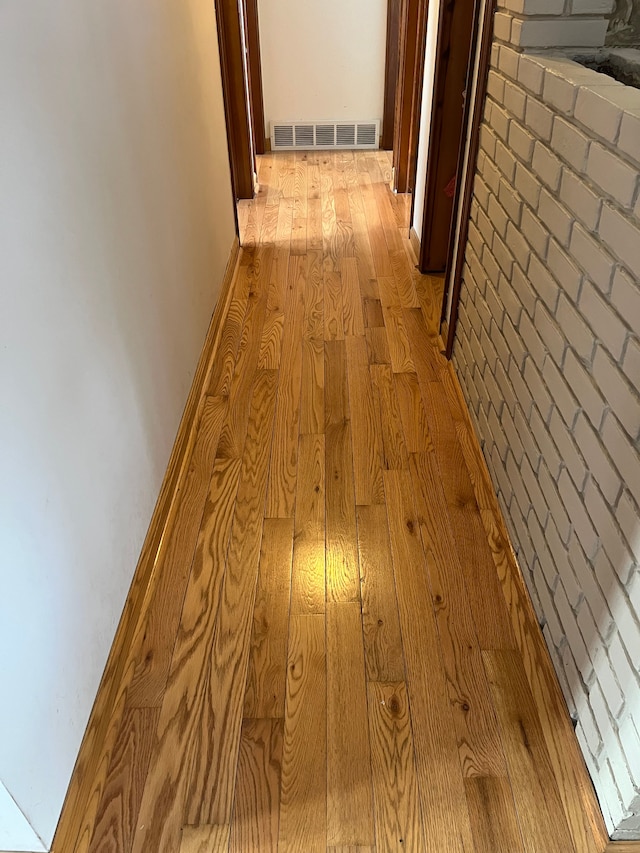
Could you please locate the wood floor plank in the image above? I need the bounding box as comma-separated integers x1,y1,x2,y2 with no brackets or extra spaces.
291,433,325,615
87,708,159,853
300,337,325,436
483,650,576,853
230,719,284,853
324,339,349,428
130,453,243,853
394,372,433,454
324,269,345,342
304,248,324,340
363,297,385,328
367,682,425,853
217,249,274,459
341,257,366,337
409,452,508,778
187,369,279,826
327,603,375,848
383,470,475,853
419,379,516,650
360,180,394,278
465,777,525,853
180,825,230,852
265,256,305,518
365,327,391,366
370,364,409,470
403,307,440,385
345,335,384,505
244,519,295,720
356,505,405,683
325,421,360,604
258,250,289,370
126,394,229,708
279,614,326,852
207,293,249,398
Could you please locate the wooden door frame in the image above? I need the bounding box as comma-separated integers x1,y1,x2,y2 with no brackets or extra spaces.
243,0,267,155
393,0,429,193
381,0,401,150
443,0,495,356
417,0,479,272
215,0,255,200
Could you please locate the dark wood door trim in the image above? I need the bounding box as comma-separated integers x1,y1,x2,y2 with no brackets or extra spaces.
382,0,401,151
215,0,255,200
445,0,495,357
418,0,477,272
244,0,266,155
393,0,429,193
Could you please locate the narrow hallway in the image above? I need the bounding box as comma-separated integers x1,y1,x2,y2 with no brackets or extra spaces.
82,151,603,853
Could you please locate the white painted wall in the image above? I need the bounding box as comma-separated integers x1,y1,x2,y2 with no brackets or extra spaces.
0,2,236,849
257,0,387,130
412,0,441,239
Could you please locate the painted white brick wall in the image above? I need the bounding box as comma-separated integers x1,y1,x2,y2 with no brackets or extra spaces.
453,47,640,839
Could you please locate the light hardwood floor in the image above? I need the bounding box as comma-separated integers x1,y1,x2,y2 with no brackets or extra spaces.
79,151,608,852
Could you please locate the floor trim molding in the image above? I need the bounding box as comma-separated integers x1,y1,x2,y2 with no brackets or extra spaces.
51,236,241,853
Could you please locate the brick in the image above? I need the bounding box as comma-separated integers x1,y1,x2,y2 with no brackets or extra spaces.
574,413,622,505
498,177,523,223
556,293,595,362
524,358,553,421
497,270,525,325
528,515,557,587
495,138,517,182
610,267,640,327
504,313,527,369
506,220,530,271
509,120,536,163
480,123,498,162
575,85,625,144
544,362,579,429
520,309,546,368
613,590,640,670
555,580,593,682
514,162,541,209
529,252,561,311
619,111,640,165
488,193,509,238
476,288,493,332
602,413,640,509
493,233,515,277
492,445,514,504
551,116,590,172
477,202,495,247
558,169,602,231
473,174,491,212
569,224,616,294
587,142,639,209
507,450,532,519
578,704,604,760
501,0,565,12
525,97,555,141
488,400,508,459
593,345,640,438
517,54,546,95
546,240,582,303
492,102,512,142
512,262,537,316
610,632,640,717
532,142,563,192
530,403,562,477
622,336,640,387
579,279,628,361
549,406,587,489
569,0,614,11
538,190,573,247
502,403,525,459
487,70,506,103
495,357,514,409
468,219,484,259
567,534,614,640
564,348,606,429
485,280,505,329
584,478,635,584
538,461,571,544
481,325,500,373
521,206,549,258
515,405,543,471
509,355,534,416
558,469,599,559
504,79,527,120
543,68,582,115
492,319,510,370
535,300,566,366
619,715,640,788
592,644,625,718
511,17,607,49
498,45,520,80
600,203,640,279
616,490,640,563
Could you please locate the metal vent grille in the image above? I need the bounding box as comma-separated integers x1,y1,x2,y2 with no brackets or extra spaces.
271,120,380,150
274,124,294,148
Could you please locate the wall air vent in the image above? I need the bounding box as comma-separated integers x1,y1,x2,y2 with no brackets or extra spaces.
270,120,380,151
